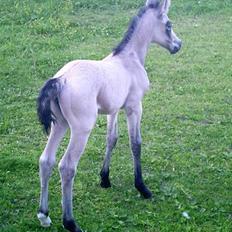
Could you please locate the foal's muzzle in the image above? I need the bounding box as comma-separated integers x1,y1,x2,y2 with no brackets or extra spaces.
170,40,182,54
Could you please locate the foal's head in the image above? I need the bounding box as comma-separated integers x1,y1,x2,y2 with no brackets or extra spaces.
146,0,182,54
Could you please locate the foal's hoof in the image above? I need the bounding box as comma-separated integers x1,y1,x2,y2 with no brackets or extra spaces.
100,170,111,188
136,184,152,199
141,188,152,199
63,218,82,232
100,179,111,188
37,212,52,227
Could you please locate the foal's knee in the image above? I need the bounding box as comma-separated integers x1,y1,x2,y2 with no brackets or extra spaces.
39,154,55,172
58,162,76,182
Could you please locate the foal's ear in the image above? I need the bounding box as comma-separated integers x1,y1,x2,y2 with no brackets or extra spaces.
160,0,171,14
145,0,159,7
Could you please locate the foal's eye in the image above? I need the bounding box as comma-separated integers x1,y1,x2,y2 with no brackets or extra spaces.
166,22,172,31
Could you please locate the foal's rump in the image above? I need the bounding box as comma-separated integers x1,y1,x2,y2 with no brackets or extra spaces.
37,60,101,134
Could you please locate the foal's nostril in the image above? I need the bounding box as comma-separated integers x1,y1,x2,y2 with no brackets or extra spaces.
170,40,182,54
170,45,180,54
174,46,179,53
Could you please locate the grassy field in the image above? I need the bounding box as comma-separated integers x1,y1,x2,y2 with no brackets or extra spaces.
0,0,232,231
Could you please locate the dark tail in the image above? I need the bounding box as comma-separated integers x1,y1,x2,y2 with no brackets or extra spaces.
37,78,62,135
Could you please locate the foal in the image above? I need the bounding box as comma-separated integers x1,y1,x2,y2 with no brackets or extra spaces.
37,0,181,231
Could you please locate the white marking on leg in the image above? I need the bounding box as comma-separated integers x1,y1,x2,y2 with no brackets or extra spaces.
37,212,52,227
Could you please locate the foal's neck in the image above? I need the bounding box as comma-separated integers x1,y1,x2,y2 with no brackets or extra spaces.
124,12,154,66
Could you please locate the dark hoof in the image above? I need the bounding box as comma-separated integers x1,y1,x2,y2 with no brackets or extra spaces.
135,183,152,199
100,169,111,188
100,179,111,188
63,218,82,232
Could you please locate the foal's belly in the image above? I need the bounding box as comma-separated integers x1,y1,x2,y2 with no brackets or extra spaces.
97,96,126,115
97,104,125,115
97,84,129,115
97,106,115,115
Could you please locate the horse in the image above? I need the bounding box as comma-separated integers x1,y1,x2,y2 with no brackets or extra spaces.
37,0,182,231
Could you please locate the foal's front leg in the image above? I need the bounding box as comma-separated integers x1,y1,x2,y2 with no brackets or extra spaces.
125,103,152,199
100,113,118,188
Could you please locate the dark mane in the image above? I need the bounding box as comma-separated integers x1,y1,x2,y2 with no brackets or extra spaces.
112,3,159,56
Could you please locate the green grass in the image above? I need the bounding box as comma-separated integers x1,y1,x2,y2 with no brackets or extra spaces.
0,0,232,231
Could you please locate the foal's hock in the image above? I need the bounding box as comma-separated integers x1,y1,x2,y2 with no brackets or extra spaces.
37,0,181,231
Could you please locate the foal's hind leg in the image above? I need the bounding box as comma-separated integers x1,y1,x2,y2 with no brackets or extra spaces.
59,116,96,232
100,113,118,188
125,103,152,199
38,120,68,227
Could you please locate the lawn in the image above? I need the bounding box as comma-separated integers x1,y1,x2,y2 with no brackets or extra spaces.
0,0,232,231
